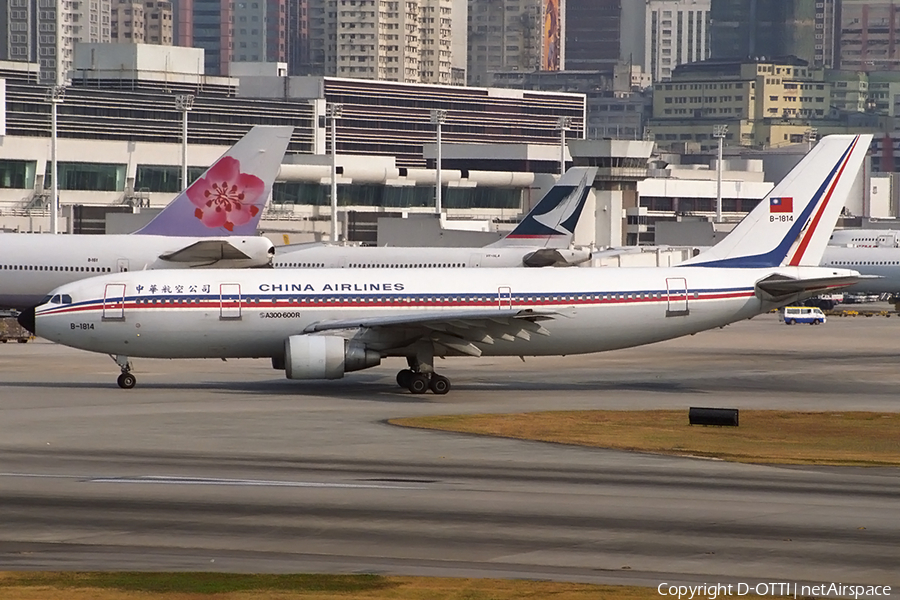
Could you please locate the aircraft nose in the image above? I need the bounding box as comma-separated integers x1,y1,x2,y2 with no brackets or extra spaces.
17,307,35,334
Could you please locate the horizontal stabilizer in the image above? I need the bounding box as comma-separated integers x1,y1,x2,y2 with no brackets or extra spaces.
159,240,253,262
755,273,859,301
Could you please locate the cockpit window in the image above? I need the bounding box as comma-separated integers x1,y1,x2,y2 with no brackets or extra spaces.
61,294,73,304
50,295,61,304
39,295,53,305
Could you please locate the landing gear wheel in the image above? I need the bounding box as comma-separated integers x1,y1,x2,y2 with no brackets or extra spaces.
117,373,136,389
407,373,430,394
396,369,414,388
429,374,451,395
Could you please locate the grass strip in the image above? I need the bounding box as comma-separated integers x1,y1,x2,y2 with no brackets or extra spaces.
391,410,900,466
0,572,655,599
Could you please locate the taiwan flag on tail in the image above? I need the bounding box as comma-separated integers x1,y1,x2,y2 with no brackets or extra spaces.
769,197,793,213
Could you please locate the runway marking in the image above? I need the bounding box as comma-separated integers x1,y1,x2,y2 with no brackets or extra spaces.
89,476,426,490
0,472,425,490
0,472,84,480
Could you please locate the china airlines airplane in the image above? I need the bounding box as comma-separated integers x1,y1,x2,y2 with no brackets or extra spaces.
22,135,870,393
0,125,292,310
273,167,598,269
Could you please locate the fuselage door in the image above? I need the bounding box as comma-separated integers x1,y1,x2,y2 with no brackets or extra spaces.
116,259,129,273
498,286,512,309
468,253,482,268
102,283,126,321
665,277,690,317
219,283,242,320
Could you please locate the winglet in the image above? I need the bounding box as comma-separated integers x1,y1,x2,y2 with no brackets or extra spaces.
683,134,872,268
134,125,293,237
489,167,598,249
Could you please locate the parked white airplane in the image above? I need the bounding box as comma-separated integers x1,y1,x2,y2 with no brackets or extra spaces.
822,229,900,295
829,229,900,248
821,245,900,295
23,135,869,393
0,125,292,310
273,167,598,269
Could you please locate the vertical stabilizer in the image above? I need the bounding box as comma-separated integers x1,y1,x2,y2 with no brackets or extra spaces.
683,134,872,268
489,167,597,249
134,125,293,237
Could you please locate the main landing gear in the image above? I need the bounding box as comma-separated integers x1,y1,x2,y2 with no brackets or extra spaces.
396,344,451,395
112,354,136,389
396,369,451,395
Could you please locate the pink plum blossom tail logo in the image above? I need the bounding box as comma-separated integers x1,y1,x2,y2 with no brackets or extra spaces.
188,156,266,232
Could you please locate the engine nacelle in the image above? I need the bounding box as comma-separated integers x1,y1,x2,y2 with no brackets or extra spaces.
522,248,592,267
284,335,381,380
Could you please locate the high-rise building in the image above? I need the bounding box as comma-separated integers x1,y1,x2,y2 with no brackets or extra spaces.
186,0,290,75
112,2,146,43
467,0,561,87
645,0,710,82
2,0,112,85
144,2,174,45
839,0,900,72
231,0,286,65
709,0,837,69
171,0,193,46
110,1,173,45
302,0,453,84
76,0,113,42
565,0,621,71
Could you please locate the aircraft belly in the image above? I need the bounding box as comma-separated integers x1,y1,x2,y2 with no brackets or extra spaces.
477,298,762,357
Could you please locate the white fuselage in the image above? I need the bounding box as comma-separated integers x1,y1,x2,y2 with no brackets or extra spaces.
821,245,900,294
34,265,850,361
273,244,591,269
0,234,272,310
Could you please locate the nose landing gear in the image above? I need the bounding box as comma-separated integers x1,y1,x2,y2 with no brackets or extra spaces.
117,372,137,389
112,354,136,389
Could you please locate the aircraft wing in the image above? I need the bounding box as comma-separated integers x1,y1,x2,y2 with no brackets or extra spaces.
755,273,859,300
303,308,559,356
159,240,257,262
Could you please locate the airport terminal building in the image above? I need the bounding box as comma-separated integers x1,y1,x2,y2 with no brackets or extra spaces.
1,44,874,248
0,45,586,237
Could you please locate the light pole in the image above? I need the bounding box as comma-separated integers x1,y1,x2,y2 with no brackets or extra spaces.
557,116,572,175
175,94,195,189
47,85,66,234
327,103,343,242
806,127,818,151
713,124,728,223
430,109,447,215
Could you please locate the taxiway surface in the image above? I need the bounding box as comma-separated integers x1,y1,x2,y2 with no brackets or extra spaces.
0,314,898,586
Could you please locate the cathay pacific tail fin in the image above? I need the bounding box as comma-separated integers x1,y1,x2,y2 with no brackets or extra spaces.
683,134,872,268
488,167,597,249
134,125,293,237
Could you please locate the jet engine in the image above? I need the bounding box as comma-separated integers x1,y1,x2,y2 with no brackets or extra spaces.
284,335,381,380
522,248,592,267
